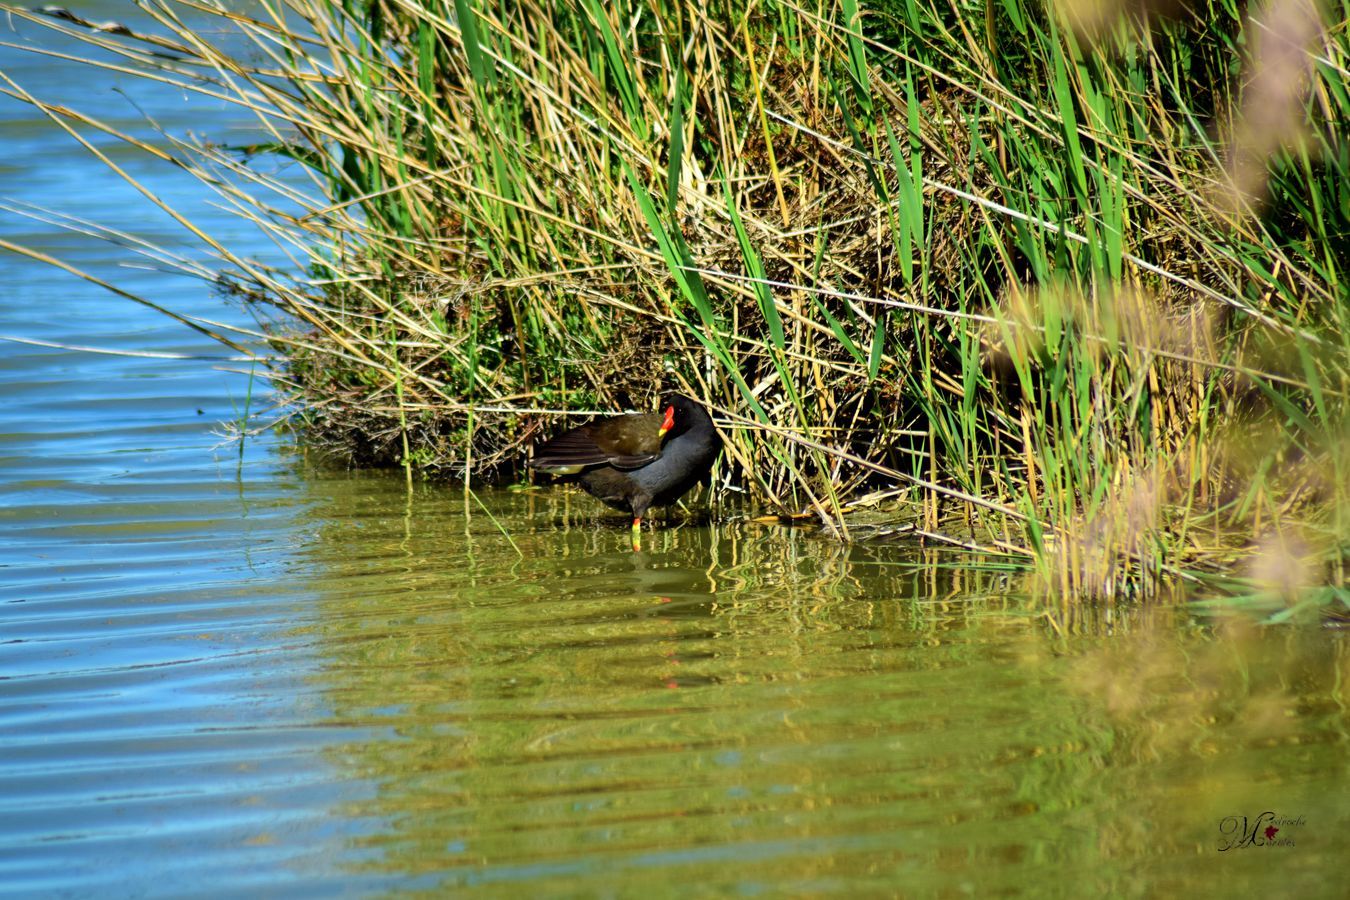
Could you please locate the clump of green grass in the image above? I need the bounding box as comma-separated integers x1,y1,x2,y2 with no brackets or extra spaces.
0,0,1345,613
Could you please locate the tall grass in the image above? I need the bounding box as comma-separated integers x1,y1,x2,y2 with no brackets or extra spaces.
0,0,1345,610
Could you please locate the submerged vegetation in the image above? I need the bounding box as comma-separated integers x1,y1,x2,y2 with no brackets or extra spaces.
0,0,1346,610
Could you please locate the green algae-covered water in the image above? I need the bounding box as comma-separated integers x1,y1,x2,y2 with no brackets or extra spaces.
1,5,1346,897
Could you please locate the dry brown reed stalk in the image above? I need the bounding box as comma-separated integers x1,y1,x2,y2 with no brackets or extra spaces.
1222,0,1328,214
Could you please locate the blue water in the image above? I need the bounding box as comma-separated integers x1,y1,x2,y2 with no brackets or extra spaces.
0,6,388,895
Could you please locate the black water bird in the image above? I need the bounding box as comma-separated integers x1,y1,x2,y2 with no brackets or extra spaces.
528,394,721,548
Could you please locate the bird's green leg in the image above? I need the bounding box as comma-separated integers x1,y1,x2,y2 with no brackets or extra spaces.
631,517,642,552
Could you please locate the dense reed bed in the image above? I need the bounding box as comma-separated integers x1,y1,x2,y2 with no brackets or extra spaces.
0,0,1346,610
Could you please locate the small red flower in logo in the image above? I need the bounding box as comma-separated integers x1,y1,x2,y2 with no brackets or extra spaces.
1264,825,1279,841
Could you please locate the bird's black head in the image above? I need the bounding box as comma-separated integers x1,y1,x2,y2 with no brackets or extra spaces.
658,394,715,441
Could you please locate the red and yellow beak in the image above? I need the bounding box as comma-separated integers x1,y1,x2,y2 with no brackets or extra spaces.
658,405,675,438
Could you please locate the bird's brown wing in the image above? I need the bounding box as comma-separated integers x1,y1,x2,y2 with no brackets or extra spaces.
530,412,665,471
587,413,665,468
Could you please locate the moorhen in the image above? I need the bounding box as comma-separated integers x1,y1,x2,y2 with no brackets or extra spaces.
529,394,721,547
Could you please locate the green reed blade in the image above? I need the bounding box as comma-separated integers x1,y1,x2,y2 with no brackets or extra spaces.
722,172,784,353
667,65,686,215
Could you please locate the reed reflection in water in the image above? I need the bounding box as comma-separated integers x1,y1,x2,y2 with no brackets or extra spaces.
287,475,1348,896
